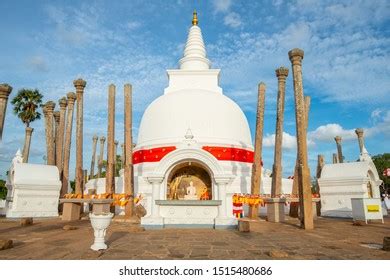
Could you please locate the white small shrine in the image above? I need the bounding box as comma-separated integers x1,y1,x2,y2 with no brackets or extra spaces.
318,147,383,218
5,150,61,218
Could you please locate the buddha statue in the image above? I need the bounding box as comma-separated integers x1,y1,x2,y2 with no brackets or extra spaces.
184,181,198,200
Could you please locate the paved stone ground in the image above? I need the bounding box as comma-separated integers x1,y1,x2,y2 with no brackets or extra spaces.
0,216,389,260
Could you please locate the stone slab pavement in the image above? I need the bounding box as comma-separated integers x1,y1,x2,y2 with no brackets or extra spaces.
0,216,389,260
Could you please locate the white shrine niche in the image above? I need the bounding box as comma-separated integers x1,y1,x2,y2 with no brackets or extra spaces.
318,147,383,218
5,150,61,218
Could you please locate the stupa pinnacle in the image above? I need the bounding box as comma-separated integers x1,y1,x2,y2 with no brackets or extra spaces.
179,11,210,70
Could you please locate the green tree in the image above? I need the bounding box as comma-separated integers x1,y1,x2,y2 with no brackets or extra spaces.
11,88,43,162
372,153,390,193
97,155,122,178
0,179,6,200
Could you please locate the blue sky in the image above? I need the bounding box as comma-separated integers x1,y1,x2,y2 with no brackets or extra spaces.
0,0,389,181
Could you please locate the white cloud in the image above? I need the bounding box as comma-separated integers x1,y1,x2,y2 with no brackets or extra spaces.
126,21,141,30
213,0,232,13
307,110,390,143
27,55,48,72
263,131,297,149
208,1,390,107
224,12,242,28
308,123,356,142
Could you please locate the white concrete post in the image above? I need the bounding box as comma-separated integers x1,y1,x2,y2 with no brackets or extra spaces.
147,177,164,218
217,182,227,218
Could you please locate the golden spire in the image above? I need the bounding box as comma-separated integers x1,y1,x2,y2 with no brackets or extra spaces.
192,10,198,25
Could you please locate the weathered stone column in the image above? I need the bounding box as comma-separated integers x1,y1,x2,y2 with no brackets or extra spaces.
97,136,106,178
62,92,76,197
334,136,343,163
355,128,364,154
0,84,12,140
249,82,266,219
271,67,289,197
289,48,313,230
121,143,125,169
53,111,60,164
124,84,134,217
290,95,311,217
22,127,33,163
106,84,116,194
57,97,67,174
316,154,325,179
90,135,98,178
74,78,87,195
43,101,56,165
332,153,338,164
114,140,119,175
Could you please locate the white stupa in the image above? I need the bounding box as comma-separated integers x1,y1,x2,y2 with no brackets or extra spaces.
136,12,254,228
82,11,293,226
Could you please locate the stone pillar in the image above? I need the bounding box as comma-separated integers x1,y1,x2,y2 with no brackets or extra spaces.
355,128,364,154
0,83,12,140
74,78,87,195
289,96,311,218
90,135,98,178
114,140,119,175
22,127,33,163
43,101,56,165
106,84,115,194
332,153,338,164
124,83,134,217
62,92,76,197
316,154,325,179
248,82,266,219
57,97,67,174
271,67,288,197
97,136,106,178
289,48,313,230
53,111,60,164
121,143,125,169
334,136,343,163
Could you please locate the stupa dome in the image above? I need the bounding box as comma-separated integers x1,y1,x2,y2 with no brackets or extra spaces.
136,12,252,149
137,89,252,148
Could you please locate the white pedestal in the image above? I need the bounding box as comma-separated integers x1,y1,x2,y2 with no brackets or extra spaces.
90,213,114,251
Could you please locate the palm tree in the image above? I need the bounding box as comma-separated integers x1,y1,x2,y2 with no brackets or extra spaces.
11,88,43,162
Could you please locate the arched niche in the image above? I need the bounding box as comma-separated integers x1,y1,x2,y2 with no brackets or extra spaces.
166,161,212,200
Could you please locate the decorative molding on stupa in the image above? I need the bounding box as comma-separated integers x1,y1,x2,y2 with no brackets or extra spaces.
184,128,194,139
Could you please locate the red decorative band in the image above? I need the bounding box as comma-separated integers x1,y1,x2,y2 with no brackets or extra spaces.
202,146,254,163
133,146,176,164
133,146,258,164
